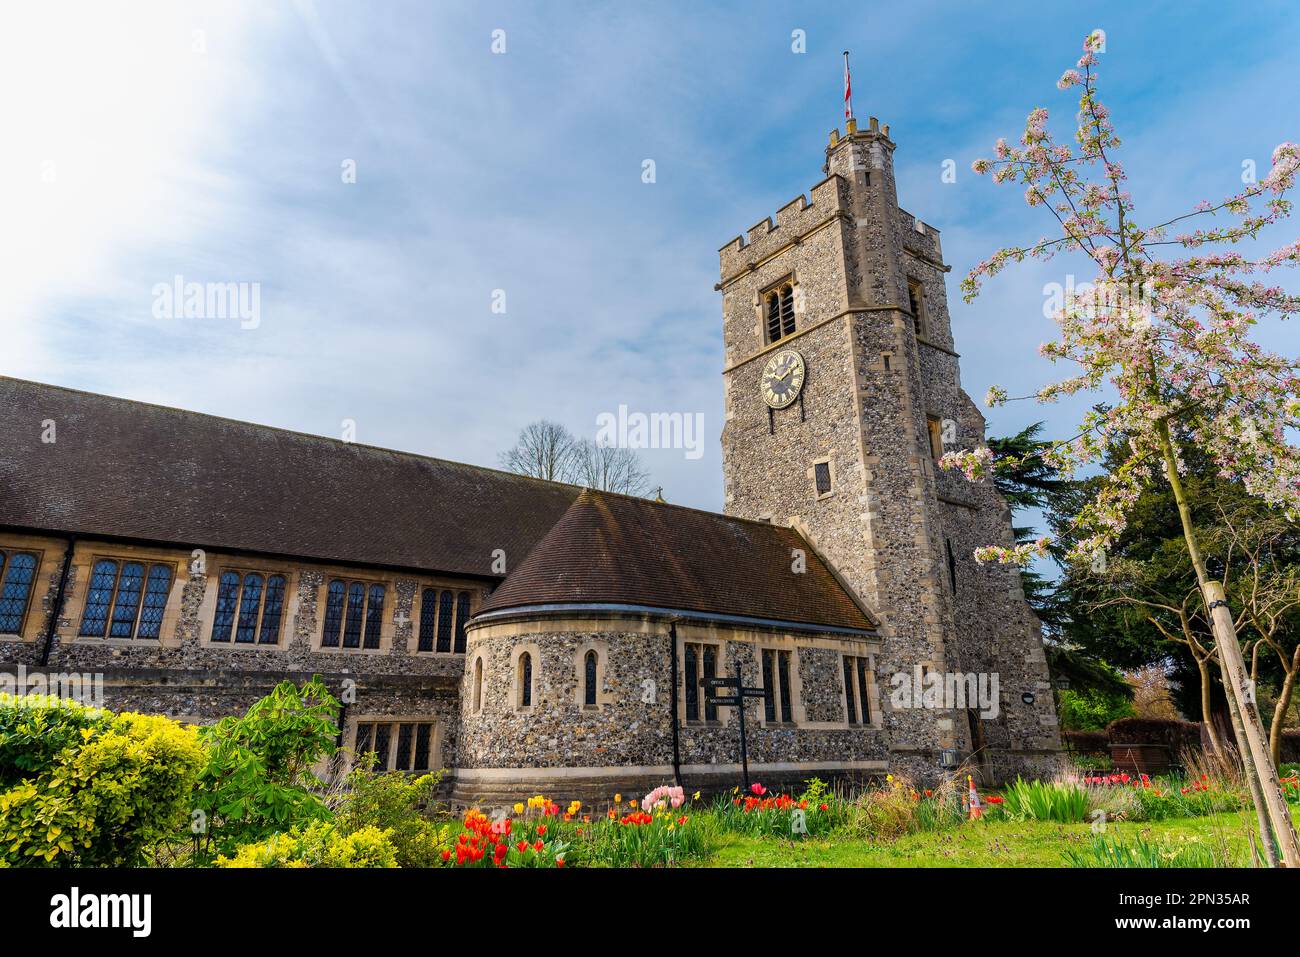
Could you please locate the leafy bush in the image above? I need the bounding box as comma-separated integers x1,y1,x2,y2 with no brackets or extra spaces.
1057,689,1133,731
1064,833,1225,868
1001,777,1090,823
190,677,340,862
0,693,109,788
217,820,397,868
0,696,204,866
332,764,447,867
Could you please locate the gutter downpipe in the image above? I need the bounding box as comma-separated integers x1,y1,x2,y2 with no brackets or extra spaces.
39,534,75,667
668,618,682,788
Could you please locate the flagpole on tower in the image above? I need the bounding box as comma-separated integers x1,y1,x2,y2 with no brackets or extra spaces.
842,50,853,122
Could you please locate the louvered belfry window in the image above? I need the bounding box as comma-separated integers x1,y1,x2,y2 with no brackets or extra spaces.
765,282,797,343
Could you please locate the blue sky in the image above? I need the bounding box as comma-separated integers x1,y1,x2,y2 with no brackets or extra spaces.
3,0,1298,512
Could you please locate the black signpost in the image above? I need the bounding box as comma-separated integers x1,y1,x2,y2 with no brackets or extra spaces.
703,665,768,792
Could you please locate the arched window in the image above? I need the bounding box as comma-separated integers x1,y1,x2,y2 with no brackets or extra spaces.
583,650,598,707
234,573,264,643
322,578,385,650
453,591,470,654
417,586,438,652
473,656,484,712
518,652,533,708
80,559,172,639
436,590,454,652
211,571,287,645
765,282,796,343
321,580,346,646
363,584,385,649
342,582,366,648
0,551,38,634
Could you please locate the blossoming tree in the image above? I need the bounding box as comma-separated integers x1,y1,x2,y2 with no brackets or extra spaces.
943,30,1300,865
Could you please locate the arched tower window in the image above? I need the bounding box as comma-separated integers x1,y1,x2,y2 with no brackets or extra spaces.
583,650,598,707
765,282,796,343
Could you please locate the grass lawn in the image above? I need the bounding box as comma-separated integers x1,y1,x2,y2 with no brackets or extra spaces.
699,808,1300,867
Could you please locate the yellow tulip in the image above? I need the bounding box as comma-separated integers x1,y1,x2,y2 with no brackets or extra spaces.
513,803,524,815
614,793,622,803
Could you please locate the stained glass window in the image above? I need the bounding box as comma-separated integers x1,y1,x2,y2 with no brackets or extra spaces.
436,590,453,653
342,582,365,648
322,580,345,646
234,573,264,643
79,560,119,637
108,562,145,638
363,584,385,649
136,565,172,639
583,650,598,706
417,587,437,652
259,575,286,644
0,552,37,634
453,591,470,654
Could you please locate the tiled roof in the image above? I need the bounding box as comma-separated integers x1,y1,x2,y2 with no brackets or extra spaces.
0,376,580,578
478,489,877,632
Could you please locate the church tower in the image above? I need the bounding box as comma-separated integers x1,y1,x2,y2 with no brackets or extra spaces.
718,116,1060,781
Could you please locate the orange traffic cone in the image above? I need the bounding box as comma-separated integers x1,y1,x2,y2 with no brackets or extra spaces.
967,774,983,820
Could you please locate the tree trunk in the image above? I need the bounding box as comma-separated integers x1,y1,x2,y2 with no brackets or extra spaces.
1156,420,1300,867
1196,654,1224,756
1222,661,1281,867
1271,649,1299,769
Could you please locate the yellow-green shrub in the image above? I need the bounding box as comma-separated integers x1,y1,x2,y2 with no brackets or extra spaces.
216,820,398,868
0,697,204,866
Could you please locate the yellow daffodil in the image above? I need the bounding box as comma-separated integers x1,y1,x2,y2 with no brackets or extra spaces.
692,791,701,801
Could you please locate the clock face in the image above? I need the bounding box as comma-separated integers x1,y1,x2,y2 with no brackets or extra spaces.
760,349,806,409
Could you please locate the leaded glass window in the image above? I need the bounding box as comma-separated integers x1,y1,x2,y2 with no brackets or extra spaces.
583,650,598,707
843,655,858,724
518,652,532,707
108,562,145,638
702,645,718,722
778,651,793,723
342,582,365,648
394,723,414,771
363,584,385,649
436,590,453,653
417,587,437,652
211,572,240,642
354,720,435,772
259,575,286,644
79,560,119,637
413,724,431,771
136,565,172,640
322,580,346,647
234,573,264,644
762,650,776,722
684,643,699,722
0,552,38,634
453,591,470,654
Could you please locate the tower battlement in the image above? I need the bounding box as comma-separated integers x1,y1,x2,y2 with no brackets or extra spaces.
718,176,848,281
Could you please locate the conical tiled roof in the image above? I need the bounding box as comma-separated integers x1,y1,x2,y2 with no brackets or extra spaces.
480,489,876,632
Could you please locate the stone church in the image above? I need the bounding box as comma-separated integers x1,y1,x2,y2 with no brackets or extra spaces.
0,117,1059,800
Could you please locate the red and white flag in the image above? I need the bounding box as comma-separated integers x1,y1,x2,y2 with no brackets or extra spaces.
843,51,853,121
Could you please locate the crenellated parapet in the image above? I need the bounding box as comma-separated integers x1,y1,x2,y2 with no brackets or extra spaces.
718,175,849,281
